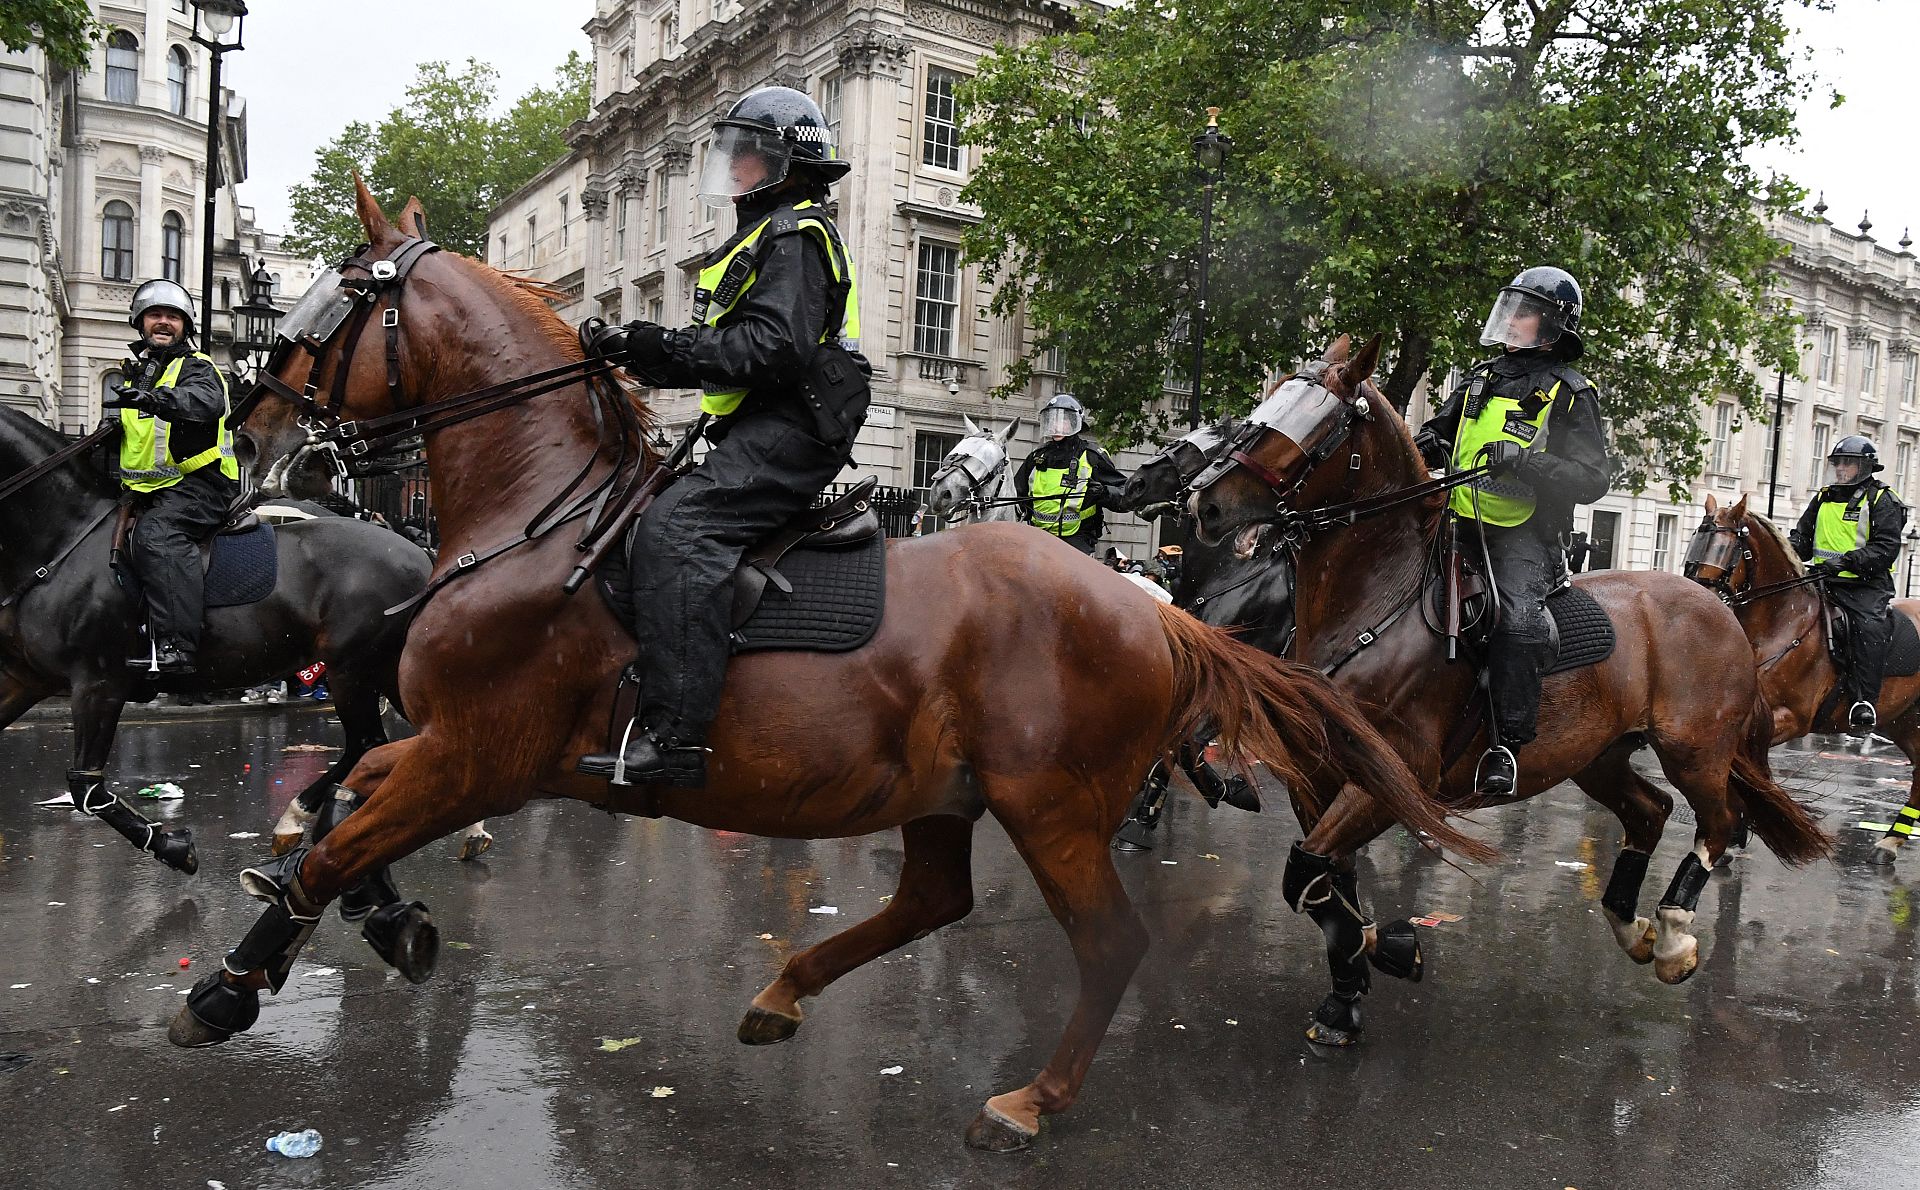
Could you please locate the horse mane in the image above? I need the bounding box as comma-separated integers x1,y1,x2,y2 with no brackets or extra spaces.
1746,508,1806,576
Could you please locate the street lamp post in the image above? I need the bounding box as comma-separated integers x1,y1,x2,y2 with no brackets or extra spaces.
1188,107,1232,430
1766,365,1787,520
190,0,247,337
229,259,280,377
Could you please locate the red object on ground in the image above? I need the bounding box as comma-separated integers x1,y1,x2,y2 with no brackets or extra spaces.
178,957,190,969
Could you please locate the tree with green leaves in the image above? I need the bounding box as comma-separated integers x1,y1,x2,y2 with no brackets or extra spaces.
962,0,1823,490
1,0,102,71
286,52,590,263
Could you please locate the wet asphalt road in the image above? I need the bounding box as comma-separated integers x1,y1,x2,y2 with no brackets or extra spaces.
1,708,1918,1189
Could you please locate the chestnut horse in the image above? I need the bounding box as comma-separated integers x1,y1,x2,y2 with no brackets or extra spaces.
171,186,1483,1151
1687,494,1920,861
1185,335,1832,1045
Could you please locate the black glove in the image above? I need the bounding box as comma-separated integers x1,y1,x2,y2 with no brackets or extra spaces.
1479,440,1526,477
620,322,673,373
103,383,152,412
1414,431,1449,470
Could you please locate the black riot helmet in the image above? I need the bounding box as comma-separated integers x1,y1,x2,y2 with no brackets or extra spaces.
1481,266,1584,360
696,85,851,209
1827,434,1883,483
1039,393,1086,439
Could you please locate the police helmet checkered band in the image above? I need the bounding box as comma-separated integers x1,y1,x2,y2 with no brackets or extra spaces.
129,278,196,336
697,124,795,209
1040,393,1084,438
1479,287,1570,350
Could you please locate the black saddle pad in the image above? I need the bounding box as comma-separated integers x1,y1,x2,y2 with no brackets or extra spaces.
117,522,277,610
598,534,886,655
1544,583,1615,675
1889,611,1920,677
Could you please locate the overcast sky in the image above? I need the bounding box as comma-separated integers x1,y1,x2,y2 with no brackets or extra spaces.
232,1,1916,245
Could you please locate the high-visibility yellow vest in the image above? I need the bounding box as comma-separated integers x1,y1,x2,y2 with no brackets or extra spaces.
1030,450,1094,537
692,200,860,417
119,352,236,494
1448,377,1564,526
1814,485,1900,579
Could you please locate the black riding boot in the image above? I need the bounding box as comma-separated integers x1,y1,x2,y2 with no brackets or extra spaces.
576,725,707,787
1476,746,1518,798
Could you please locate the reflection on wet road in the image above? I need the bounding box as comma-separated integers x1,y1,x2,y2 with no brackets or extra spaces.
1,712,1916,1188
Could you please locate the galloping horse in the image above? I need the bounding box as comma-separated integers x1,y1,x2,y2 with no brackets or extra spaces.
1184,335,1831,1045
0,405,438,874
924,415,1023,523
1687,494,1920,860
174,185,1483,1151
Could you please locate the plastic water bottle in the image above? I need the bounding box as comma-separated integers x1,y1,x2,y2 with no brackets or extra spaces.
265,1128,322,1158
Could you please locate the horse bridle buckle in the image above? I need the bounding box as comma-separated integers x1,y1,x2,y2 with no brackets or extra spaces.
370,260,398,282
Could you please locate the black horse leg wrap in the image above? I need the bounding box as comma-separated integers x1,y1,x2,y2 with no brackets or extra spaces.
312,785,362,844
1286,846,1372,996
308,785,399,922
68,767,194,870
226,846,323,993
1658,852,1712,914
1602,849,1653,922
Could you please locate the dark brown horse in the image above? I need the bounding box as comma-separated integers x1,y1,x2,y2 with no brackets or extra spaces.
1688,493,1920,861
170,185,1483,1151
1185,335,1831,1044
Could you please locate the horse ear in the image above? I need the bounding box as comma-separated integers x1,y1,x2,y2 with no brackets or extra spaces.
1321,335,1353,364
397,196,429,238
353,174,398,246
1704,492,1719,516
1339,334,1384,390
1731,492,1749,518
996,418,1020,446
962,414,983,437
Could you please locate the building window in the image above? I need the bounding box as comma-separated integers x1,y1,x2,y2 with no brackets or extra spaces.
1653,513,1677,572
1819,325,1838,385
526,214,538,264
820,74,842,140
600,294,621,323
1710,403,1733,473
1040,341,1067,375
101,370,124,406
161,212,184,283
658,9,680,54
1900,439,1914,495
922,67,963,171
101,201,134,280
1905,355,1918,408
1862,338,1880,397
614,195,628,260
1761,400,1787,491
1811,420,1832,487
619,47,632,82
220,277,231,309
696,140,714,227
167,46,189,116
647,296,663,324
558,193,570,247
497,235,507,264
913,241,960,358
1587,510,1620,571
654,168,668,249
106,31,140,104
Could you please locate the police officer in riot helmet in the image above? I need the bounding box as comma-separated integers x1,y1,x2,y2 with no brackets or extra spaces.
106,279,238,673
1792,436,1907,735
576,84,870,788
1014,393,1129,555
1413,267,1612,796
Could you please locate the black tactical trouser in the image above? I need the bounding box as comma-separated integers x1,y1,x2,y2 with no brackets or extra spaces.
1468,522,1560,748
128,468,235,653
631,408,847,744
1053,526,1098,556
1830,581,1894,711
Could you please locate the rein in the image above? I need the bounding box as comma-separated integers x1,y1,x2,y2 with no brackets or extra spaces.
0,422,117,506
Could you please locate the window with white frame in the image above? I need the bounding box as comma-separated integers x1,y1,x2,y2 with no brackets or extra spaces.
1904,354,1917,407
614,194,628,259
922,67,963,171
654,167,669,249
558,193,570,247
820,74,842,140
105,31,139,104
698,140,714,227
101,201,134,280
658,9,679,54
1900,438,1914,494
913,241,960,358
167,46,189,116
1040,341,1066,375
1710,403,1733,473
1761,400,1787,491
1653,513,1678,572
648,296,663,324
1819,325,1838,385
526,214,538,264
497,235,507,264
1811,420,1832,487
1863,337,1880,397
619,47,632,82
161,212,184,283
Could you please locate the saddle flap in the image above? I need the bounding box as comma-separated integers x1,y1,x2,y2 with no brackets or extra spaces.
730,478,882,629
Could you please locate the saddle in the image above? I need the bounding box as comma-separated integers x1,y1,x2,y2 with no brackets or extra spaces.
111,503,279,610
1430,556,1617,677
1821,594,1920,676
598,476,887,655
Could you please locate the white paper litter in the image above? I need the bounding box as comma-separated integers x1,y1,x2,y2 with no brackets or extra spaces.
307,968,339,977
34,792,74,807
1554,860,1590,870
808,906,840,915
10,983,29,989
879,1065,904,1075
228,832,261,839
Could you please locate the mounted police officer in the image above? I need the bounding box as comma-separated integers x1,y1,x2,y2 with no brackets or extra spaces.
1792,436,1907,735
1413,267,1612,796
576,85,869,788
105,279,237,674
1013,394,1128,555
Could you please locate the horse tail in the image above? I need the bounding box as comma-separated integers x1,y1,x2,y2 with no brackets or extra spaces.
1154,602,1495,863
1730,686,1834,865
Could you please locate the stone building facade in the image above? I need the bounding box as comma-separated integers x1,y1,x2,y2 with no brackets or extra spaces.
486,0,1160,553
0,1,311,435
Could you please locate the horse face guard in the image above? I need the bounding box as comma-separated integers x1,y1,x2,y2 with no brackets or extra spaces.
1682,516,1752,602
926,436,1009,521
1186,367,1372,510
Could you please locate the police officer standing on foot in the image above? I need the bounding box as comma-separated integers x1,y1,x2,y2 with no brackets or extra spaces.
107,279,238,674
576,85,869,788
1792,436,1907,736
1014,394,1128,555
1414,267,1611,796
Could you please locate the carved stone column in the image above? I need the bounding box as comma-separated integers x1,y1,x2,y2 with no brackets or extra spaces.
138,144,168,281
73,140,99,278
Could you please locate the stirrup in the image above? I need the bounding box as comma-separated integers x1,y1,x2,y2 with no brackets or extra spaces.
1474,745,1517,796
1849,701,1878,736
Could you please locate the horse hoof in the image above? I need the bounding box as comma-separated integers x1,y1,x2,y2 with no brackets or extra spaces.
457,829,493,862
168,973,258,1047
1111,820,1156,852
269,832,303,857
1654,938,1699,985
1305,1020,1361,1047
737,1005,803,1046
964,1104,1039,1152
151,828,197,876
362,901,438,984
1627,922,1658,965
270,802,317,856
1872,837,1902,864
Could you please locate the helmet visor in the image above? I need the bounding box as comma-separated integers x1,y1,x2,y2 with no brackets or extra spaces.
1825,454,1875,486
697,124,792,209
1040,406,1083,438
1479,289,1569,351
